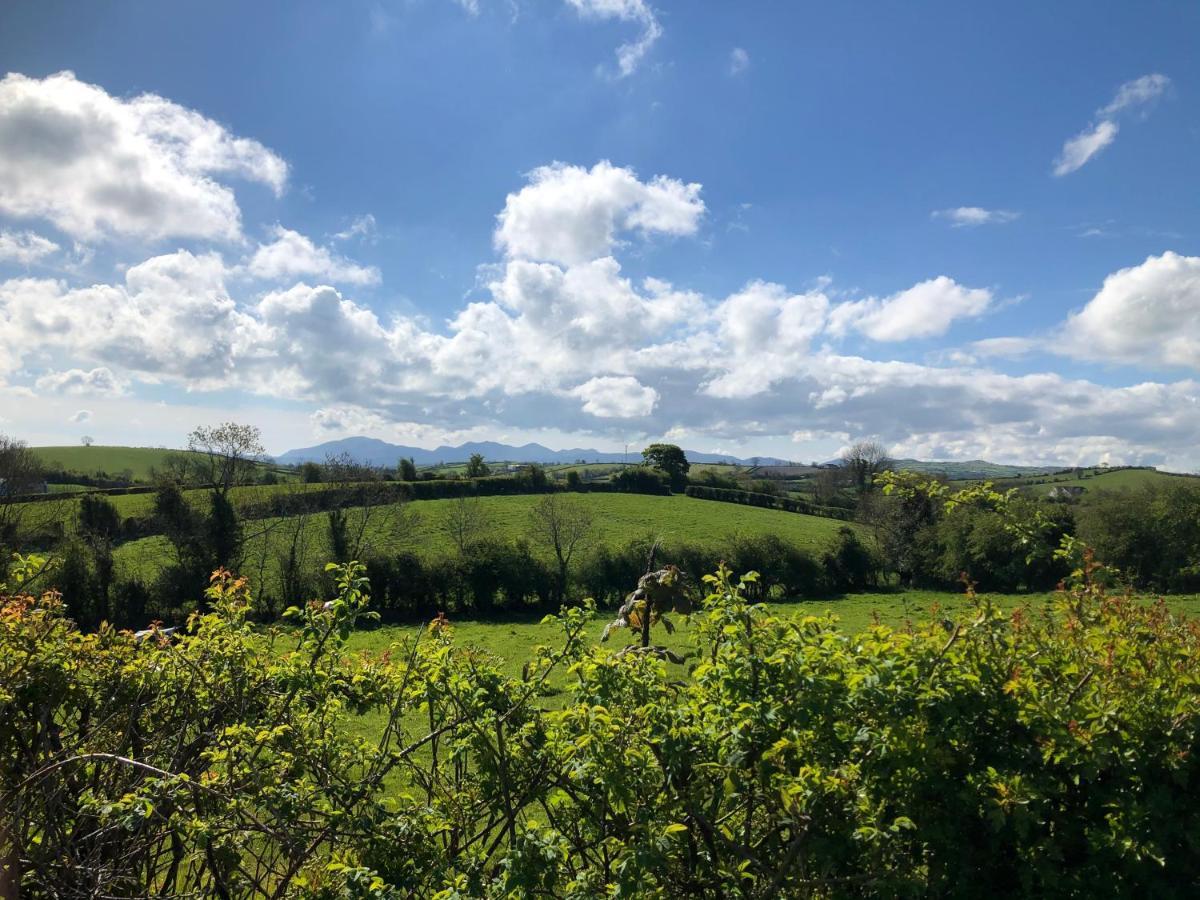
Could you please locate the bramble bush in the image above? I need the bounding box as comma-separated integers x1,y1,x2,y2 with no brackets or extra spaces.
3,544,1200,896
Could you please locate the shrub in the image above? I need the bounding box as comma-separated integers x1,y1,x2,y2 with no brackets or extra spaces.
4,557,1200,895
821,524,883,590
609,466,670,494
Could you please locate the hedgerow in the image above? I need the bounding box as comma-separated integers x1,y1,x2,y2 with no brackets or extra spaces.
3,540,1200,897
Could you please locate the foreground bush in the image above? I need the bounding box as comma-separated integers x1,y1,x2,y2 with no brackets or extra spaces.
3,553,1200,896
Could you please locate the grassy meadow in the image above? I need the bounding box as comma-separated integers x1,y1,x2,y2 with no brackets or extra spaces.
1021,467,1196,495
32,445,196,479
31,444,295,483
112,491,859,586
333,585,1200,753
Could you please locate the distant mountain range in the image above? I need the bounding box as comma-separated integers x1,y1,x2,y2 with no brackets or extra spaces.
274,438,1070,479
275,437,790,467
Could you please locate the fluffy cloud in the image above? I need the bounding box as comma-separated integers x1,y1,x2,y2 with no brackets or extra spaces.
0,229,59,265
573,376,658,417
495,161,704,265
932,207,1019,227
8,243,1200,466
565,0,662,77
246,226,380,286
5,126,1199,468
1060,252,1200,369
702,281,829,398
69,409,91,424
0,250,256,385
828,277,994,342
35,367,124,396
1054,74,1170,176
0,71,286,241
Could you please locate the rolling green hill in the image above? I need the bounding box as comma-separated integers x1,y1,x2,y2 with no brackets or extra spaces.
892,459,1062,479
1023,467,1199,496
112,492,858,591
31,445,292,483
32,445,193,480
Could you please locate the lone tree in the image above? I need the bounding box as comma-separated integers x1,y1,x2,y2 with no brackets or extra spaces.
80,435,94,447
840,440,895,493
443,494,492,555
642,443,690,492
187,422,266,497
0,435,43,561
528,493,593,603
398,457,418,481
465,453,490,478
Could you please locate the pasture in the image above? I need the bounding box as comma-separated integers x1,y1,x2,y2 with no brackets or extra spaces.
337,585,1200,740
32,445,195,480
111,491,860,587
31,444,295,483
1022,467,1197,495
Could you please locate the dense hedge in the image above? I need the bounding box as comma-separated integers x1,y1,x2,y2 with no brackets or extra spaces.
1076,480,1200,591
349,531,880,623
4,556,1199,896
685,484,854,520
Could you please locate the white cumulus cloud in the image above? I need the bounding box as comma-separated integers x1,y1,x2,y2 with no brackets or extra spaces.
247,226,380,286
0,71,287,241
573,375,658,417
1060,251,1200,369
495,161,704,266
828,277,994,342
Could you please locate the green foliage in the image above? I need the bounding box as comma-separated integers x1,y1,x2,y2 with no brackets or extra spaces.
398,457,418,481
77,493,120,541
465,453,491,479
1076,480,1200,591
642,442,690,492
4,558,1200,895
870,472,1068,591
820,525,882,591
609,465,670,494
204,490,242,570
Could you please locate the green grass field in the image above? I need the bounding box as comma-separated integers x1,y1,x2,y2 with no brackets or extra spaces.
337,586,1200,733
24,481,359,538
113,492,858,587
1023,467,1198,495
32,445,195,480
31,445,295,483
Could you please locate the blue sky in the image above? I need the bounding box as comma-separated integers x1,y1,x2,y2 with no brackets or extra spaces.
0,0,1198,466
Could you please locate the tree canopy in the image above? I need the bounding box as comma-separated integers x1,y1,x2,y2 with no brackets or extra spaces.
642,443,690,491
